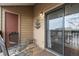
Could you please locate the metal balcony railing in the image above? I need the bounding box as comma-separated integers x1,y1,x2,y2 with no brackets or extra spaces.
0,35,9,56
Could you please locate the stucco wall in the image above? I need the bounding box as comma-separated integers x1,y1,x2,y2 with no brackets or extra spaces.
33,3,63,49
2,6,33,44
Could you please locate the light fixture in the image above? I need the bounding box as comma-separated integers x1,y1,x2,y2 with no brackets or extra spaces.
40,12,43,16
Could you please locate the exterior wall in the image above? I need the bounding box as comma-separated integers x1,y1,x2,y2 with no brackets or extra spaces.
33,3,63,49
2,6,33,44
0,4,64,49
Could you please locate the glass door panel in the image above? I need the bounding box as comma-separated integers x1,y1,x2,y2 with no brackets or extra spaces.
64,4,79,56
46,8,64,55
46,3,79,56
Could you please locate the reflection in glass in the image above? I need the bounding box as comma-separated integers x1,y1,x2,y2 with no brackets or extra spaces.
64,4,79,56
46,8,64,55
46,4,79,56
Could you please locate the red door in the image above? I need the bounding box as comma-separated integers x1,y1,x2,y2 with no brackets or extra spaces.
5,12,18,47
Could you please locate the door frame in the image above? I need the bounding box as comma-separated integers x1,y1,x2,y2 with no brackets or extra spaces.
44,4,65,55
2,9,21,47
44,4,64,49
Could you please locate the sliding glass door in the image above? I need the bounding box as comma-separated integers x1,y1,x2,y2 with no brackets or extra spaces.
46,8,64,55
64,4,79,56
46,4,79,56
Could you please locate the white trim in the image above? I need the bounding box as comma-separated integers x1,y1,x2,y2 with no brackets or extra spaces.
44,3,64,14
2,8,5,41
43,4,64,49
44,4,64,56
45,48,61,56
3,9,19,15
2,8,21,45
43,4,64,47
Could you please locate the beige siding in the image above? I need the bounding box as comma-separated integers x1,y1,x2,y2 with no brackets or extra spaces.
2,6,33,43
1,4,64,49
33,3,63,49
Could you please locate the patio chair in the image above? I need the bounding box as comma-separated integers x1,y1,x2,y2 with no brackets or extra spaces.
9,32,18,46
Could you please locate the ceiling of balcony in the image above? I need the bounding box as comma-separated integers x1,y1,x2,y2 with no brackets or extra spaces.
0,3,35,6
